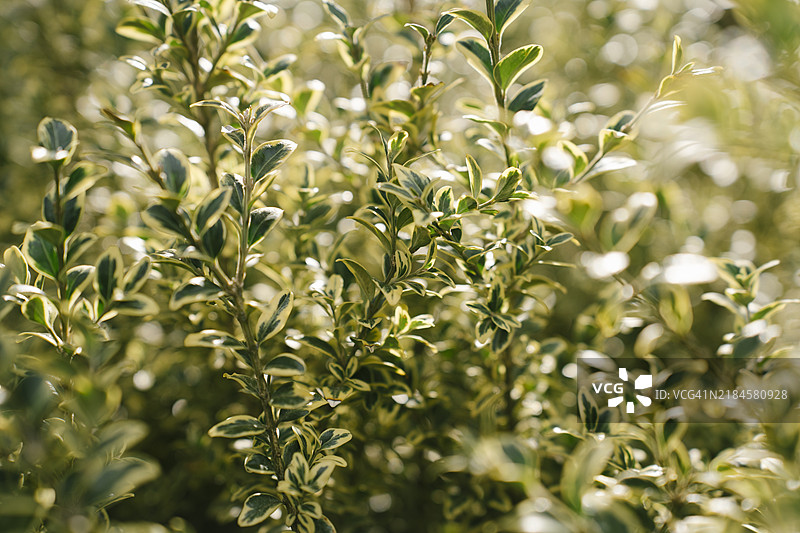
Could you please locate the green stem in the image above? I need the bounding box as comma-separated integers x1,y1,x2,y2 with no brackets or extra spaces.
52,165,71,346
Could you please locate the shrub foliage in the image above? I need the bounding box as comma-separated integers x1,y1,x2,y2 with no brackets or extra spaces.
2,1,800,532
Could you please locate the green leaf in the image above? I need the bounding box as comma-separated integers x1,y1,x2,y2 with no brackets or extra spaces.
263,54,297,79
195,188,231,235
464,115,508,136
221,173,245,214
256,290,294,344
221,125,245,151
445,8,494,43
156,149,190,197
671,35,683,74
198,218,224,258
350,216,391,251
22,295,58,331
32,118,78,166
376,182,415,202
493,45,543,90
508,80,545,112
338,258,376,301
84,457,159,508
190,99,240,120
122,256,152,294
392,164,431,196
466,154,482,198
169,277,225,310
238,1,279,22
456,38,494,85
229,19,260,49
23,228,60,279
65,233,96,267
494,0,531,34
208,415,266,438
323,0,350,29
405,23,429,42
185,329,243,349
244,453,274,474
494,167,522,202
141,204,190,238
299,336,339,360
271,382,313,409
264,353,306,377
561,440,614,511
319,428,352,451
109,294,159,317
132,0,170,16
251,140,297,181
387,130,408,162
95,248,123,303
435,13,455,35
4,246,29,284
116,17,164,44
313,516,336,533
43,192,83,234
248,207,283,247
238,493,281,527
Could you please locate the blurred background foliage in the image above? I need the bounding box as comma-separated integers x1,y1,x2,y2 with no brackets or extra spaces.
3,0,800,532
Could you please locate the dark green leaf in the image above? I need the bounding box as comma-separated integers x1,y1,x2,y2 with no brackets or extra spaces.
435,13,455,35
185,329,243,349
251,140,297,181
156,149,190,197
350,216,391,251
445,8,494,43
201,219,226,258
323,0,350,29
456,38,494,84
22,295,58,330
116,17,164,44
264,353,306,377
221,173,245,214
238,493,281,527
169,277,225,310
256,290,293,343
65,265,94,300
141,204,190,238
32,117,78,165
271,382,313,409
248,207,283,247
22,228,60,279
221,125,245,150
229,19,260,48
508,80,546,113
244,454,274,474
122,256,152,294
338,258,376,300
195,188,231,235
95,248,123,303
319,428,352,451
263,54,297,79
109,294,159,317
208,415,266,438
494,0,531,34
